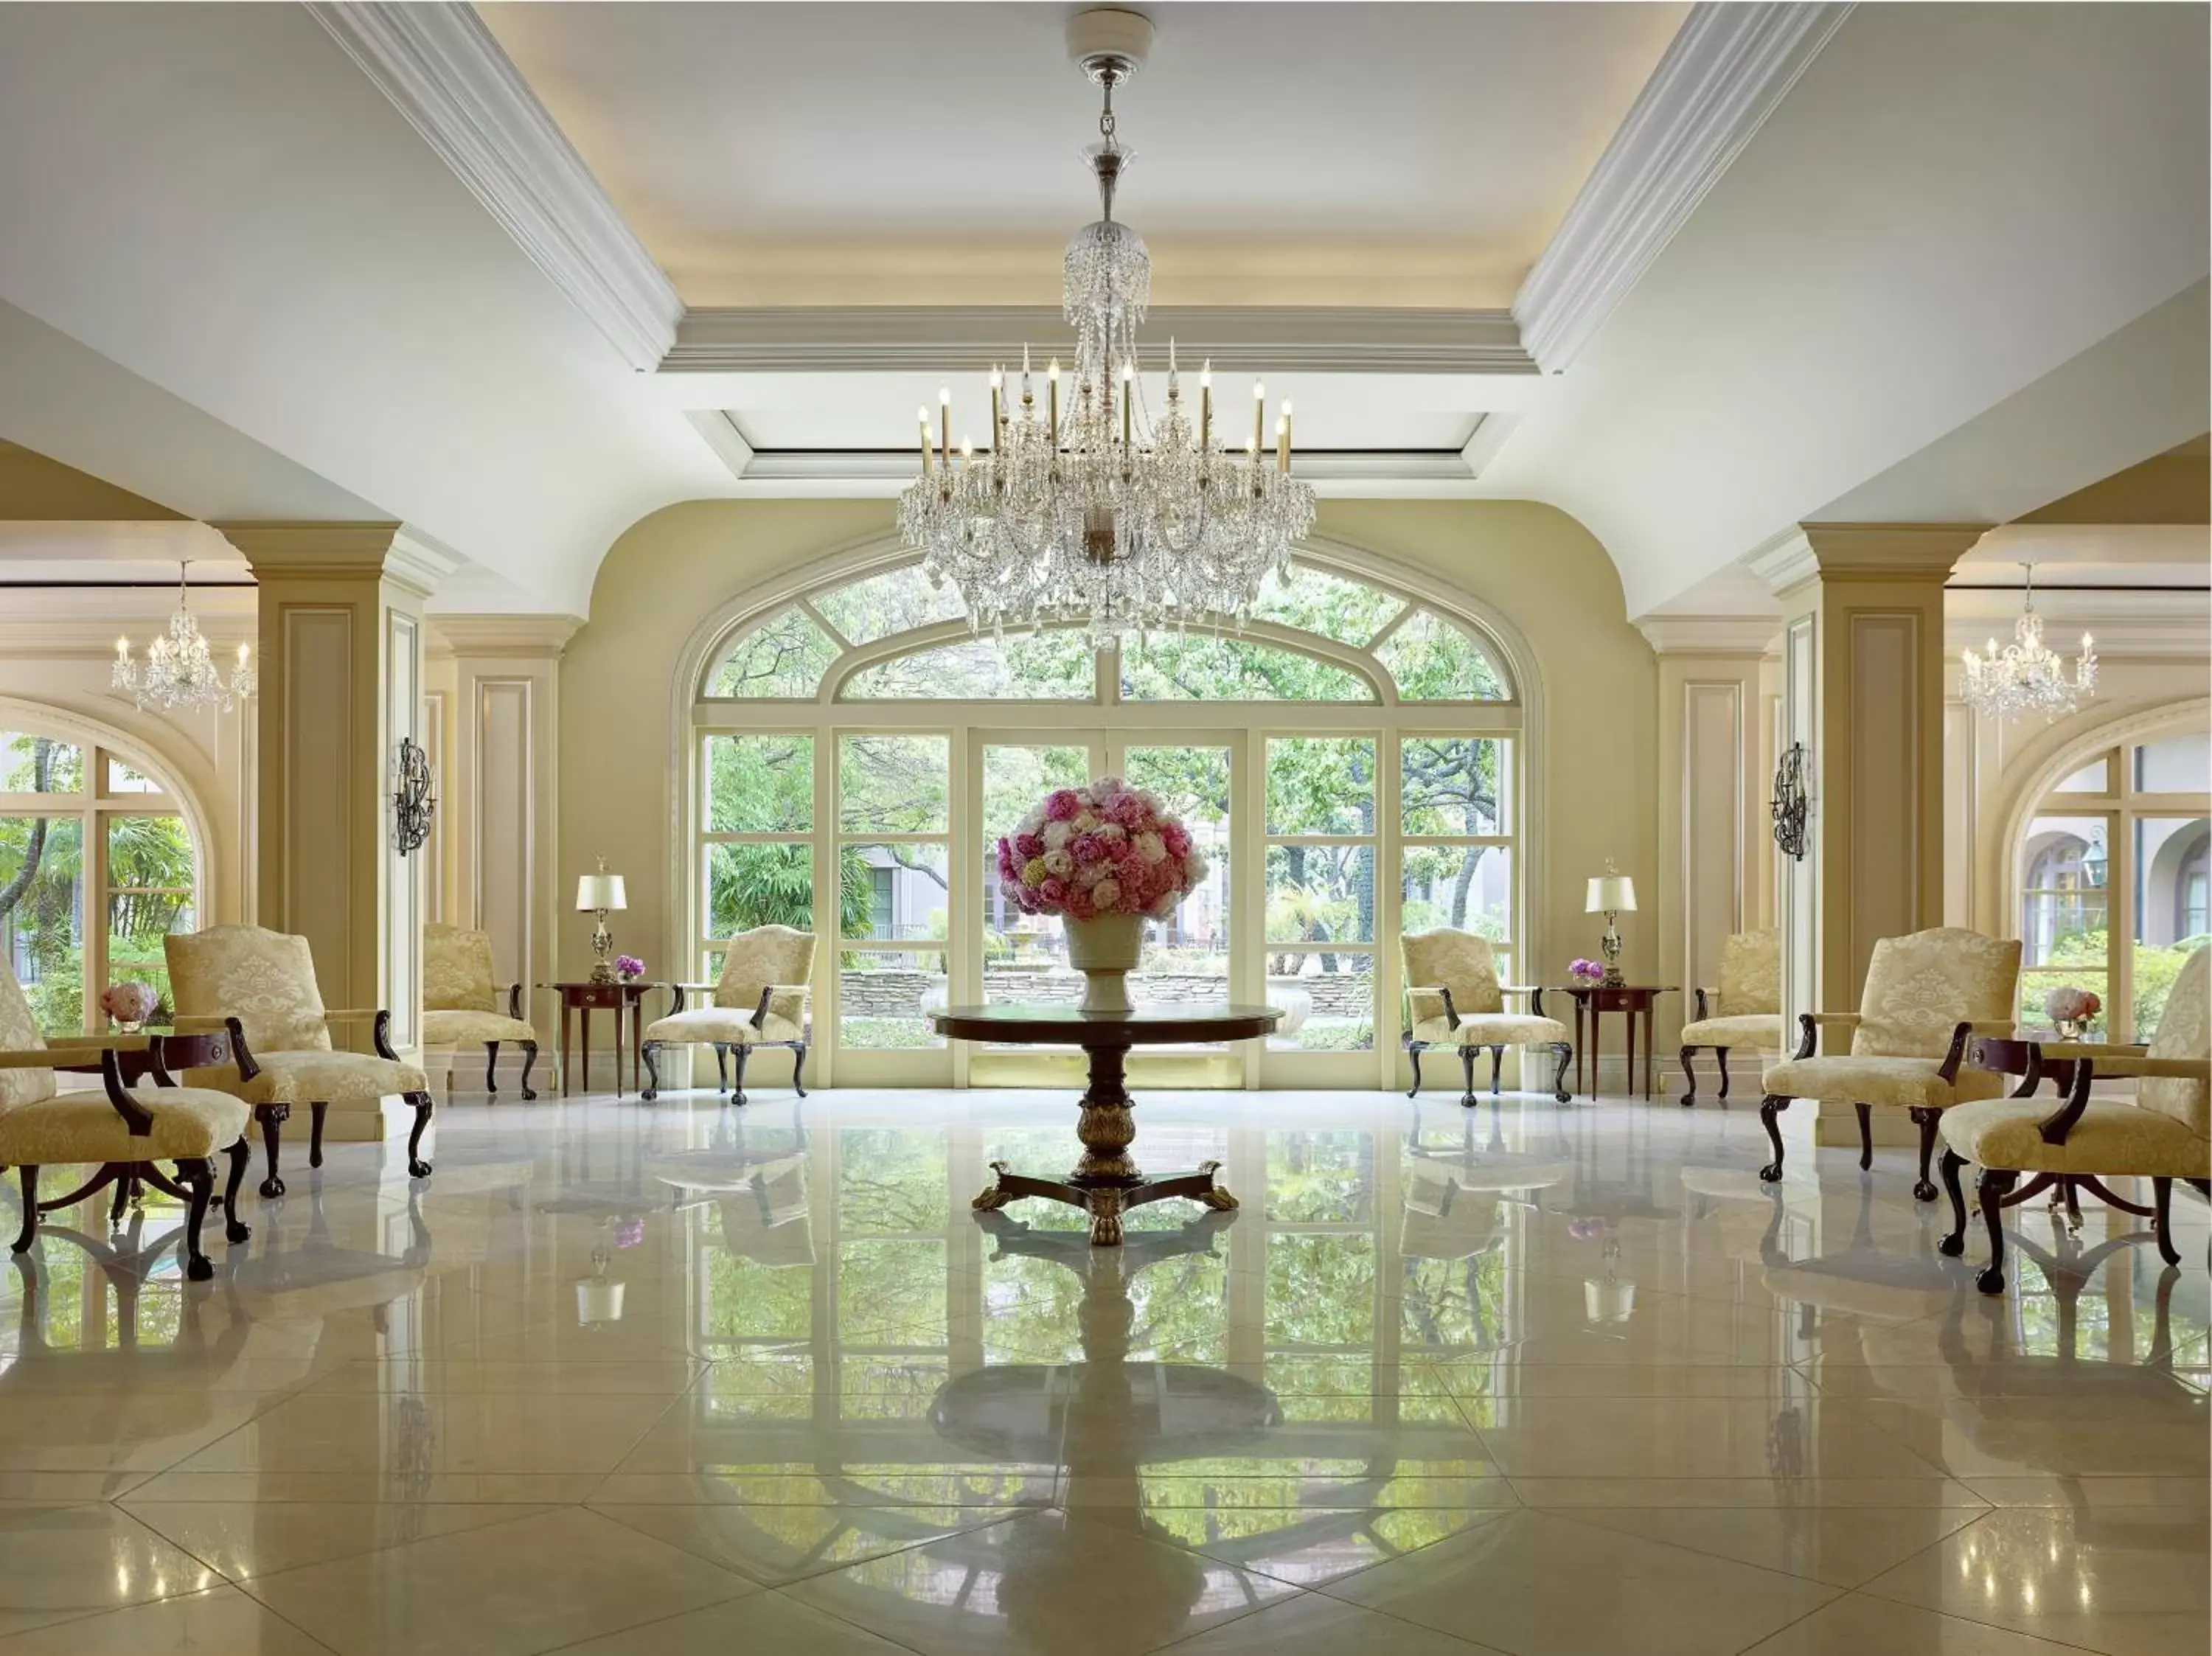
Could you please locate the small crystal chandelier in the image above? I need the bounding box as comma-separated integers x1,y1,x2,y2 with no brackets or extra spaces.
112,560,255,714
895,11,1317,647
1961,562,2096,720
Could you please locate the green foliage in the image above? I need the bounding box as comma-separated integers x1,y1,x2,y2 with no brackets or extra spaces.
707,734,812,833
1121,633,1372,701
2019,929,2208,1038
713,608,839,697
1375,609,1507,700
1248,565,1406,645
844,631,1094,700
838,735,948,834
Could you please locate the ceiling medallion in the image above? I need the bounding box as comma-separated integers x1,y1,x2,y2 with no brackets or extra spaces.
112,561,255,714
895,9,1316,648
1961,562,2096,721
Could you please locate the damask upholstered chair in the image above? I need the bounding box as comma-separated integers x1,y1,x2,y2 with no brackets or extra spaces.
0,964,253,1279
165,925,434,1193
1401,928,1575,1105
1939,946,2209,1294
1757,926,2021,1199
1677,927,1783,1105
420,923,540,1099
641,925,816,1104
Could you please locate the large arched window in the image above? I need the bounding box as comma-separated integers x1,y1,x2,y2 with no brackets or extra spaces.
0,725,201,1035
2012,719,2210,1040
688,552,1527,1090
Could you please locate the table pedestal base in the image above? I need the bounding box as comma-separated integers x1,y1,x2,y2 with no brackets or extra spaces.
973,1159,1237,1247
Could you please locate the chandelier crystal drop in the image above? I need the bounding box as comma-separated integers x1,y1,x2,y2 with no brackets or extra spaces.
1961,563,2096,720
895,17,1316,647
112,561,255,714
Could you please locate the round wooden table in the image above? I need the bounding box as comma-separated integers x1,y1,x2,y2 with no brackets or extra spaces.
930,1003,1279,1245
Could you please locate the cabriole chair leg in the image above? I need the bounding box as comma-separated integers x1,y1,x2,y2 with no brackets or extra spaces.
1975,1167,2019,1294
222,1139,253,1245
729,1044,753,1106
404,1091,434,1179
309,1102,328,1169
791,1043,808,1098
11,1165,37,1253
1758,1095,1790,1182
1406,1045,1425,1099
1678,1046,1697,1107
641,1042,662,1102
518,1040,539,1100
1854,1102,1874,1172
2154,1177,2182,1266
1489,1046,1505,1095
484,1040,501,1097
257,1104,288,1198
1938,1148,1969,1255
1909,1106,1941,1202
1716,1047,1732,1099
1457,1046,1478,1108
179,1158,215,1281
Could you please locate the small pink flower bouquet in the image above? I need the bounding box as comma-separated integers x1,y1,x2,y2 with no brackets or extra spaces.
2044,985,2101,1026
613,954,645,982
1568,957,1605,984
996,776,1208,922
100,981,159,1030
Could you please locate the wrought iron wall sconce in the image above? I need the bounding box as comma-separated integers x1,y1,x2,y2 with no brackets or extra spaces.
392,736,436,856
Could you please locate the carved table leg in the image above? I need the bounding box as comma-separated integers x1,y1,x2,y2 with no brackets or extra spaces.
1071,1043,1139,1185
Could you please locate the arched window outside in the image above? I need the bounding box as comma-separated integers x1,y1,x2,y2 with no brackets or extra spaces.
691,554,1526,1089
2014,723,2210,1040
0,726,200,1035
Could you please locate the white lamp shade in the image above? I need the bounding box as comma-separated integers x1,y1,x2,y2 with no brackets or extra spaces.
1585,874,1638,914
576,873,627,912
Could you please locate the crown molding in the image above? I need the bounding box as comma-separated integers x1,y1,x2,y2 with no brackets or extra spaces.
662,306,1535,376
1946,588,2211,659
1747,530,1819,596
1514,1,1852,373
427,612,583,658
712,447,1476,490
1635,613,1783,655
308,1,681,371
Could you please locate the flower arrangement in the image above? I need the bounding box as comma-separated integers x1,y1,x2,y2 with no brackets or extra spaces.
2044,985,2101,1030
614,954,645,983
1568,957,1606,984
995,776,1208,922
100,981,159,1031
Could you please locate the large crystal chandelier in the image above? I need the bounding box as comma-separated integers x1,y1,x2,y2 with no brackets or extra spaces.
1961,563,2096,720
896,11,1316,647
112,561,255,714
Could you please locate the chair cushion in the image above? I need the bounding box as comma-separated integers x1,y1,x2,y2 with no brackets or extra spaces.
1939,1096,2210,1179
1410,1012,1568,1047
2138,947,2209,1137
1760,1054,2006,1109
421,1009,538,1047
0,967,55,1108
0,1088,249,1163
1681,1013,1784,1049
645,1007,800,1047
198,1049,426,1106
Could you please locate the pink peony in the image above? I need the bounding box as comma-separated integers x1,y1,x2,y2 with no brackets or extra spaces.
1091,876,1123,910
1104,834,1133,863
1161,823,1192,858
1073,833,1108,863
1105,792,1147,828
1038,877,1067,905
1015,832,1045,860
1061,886,1095,922
996,838,1017,878
1045,790,1081,821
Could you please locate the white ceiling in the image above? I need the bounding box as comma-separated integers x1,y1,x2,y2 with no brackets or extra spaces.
479,1,1687,307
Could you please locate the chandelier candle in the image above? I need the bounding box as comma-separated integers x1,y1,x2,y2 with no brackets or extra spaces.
896,11,1316,646
1961,562,2097,720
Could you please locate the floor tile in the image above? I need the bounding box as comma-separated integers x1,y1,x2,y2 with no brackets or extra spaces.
241,1506,759,1656
0,1584,334,1654
1739,1591,2118,1654
0,1503,220,1637
1161,1590,1509,1655
588,1500,1023,1585
1551,1503,1985,1590
1472,1396,1952,1481
1861,1506,2211,1655
119,1499,561,1581
549,1591,917,1655
1320,1508,1839,1656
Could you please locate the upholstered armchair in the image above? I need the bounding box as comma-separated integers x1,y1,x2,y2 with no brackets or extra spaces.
0,964,253,1279
641,925,817,1104
165,925,434,1192
1401,928,1574,1104
1758,926,2020,1199
421,923,540,1099
1939,946,2209,1294
1678,927,1783,1106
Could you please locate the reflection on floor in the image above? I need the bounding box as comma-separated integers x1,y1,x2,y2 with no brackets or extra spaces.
0,1086,2205,1655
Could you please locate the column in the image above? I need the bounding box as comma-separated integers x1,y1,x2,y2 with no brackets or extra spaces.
1751,522,1986,1147
1639,618,1781,1065
220,521,456,1057
427,613,579,1074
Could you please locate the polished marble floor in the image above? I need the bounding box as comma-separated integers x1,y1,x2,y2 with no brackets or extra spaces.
0,1083,2205,1655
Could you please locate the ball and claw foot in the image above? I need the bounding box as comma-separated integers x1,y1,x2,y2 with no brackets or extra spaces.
186,1256,214,1282
225,1216,252,1245
1194,1159,1239,1211
1758,1161,1784,1183
1913,1178,1939,1203
408,1157,433,1179
1938,1231,1966,1257
972,1159,1015,1213
1976,1265,2006,1295
259,1175,285,1199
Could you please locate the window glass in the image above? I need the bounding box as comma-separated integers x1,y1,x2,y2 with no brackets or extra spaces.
841,632,1093,700
2051,756,2111,794
1265,846,1374,944
2135,815,2211,1040
1377,610,1507,700
105,815,193,1027
0,734,83,794
103,756,164,795
1121,633,1371,702
835,949,947,1049
2020,815,2108,967
1402,737,1509,836
838,737,949,835
706,734,812,834
1266,738,1375,835
980,745,1091,1020
1247,565,1406,647
1402,844,1512,941
712,608,839,698
840,845,950,943
809,568,965,644
1126,746,1232,1017
2135,732,2211,794
0,816,86,1033
706,843,813,938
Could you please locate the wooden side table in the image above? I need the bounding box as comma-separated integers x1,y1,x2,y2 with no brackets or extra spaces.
1551,984,1677,1101
540,981,671,1098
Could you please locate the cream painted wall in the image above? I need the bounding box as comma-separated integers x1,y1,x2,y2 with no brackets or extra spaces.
557,499,1661,1028
0,587,255,930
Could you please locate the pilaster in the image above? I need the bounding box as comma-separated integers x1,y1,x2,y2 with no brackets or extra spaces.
219,521,456,1058
1759,522,1987,1147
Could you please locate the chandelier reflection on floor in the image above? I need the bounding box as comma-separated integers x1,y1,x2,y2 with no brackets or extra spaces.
112,560,255,714
895,10,1316,647
1961,562,2096,720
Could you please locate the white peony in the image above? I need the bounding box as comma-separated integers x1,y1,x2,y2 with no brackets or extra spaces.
1043,849,1075,877
1074,857,1107,887
1072,812,1099,832
1184,852,1208,884
1133,831,1166,864
1094,822,1127,841
1091,877,1121,908
1042,820,1073,852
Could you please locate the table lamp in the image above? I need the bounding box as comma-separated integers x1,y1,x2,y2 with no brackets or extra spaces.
576,855,628,985
1585,861,1637,988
